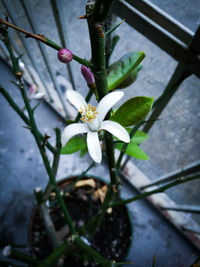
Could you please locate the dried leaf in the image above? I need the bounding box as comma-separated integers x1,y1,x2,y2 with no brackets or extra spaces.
75,179,96,188
94,185,108,203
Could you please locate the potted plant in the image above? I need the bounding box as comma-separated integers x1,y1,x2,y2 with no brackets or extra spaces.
1,1,198,266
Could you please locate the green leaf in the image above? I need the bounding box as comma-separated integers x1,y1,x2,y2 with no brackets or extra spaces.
117,65,142,89
107,51,145,90
61,136,86,154
131,130,149,144
116,143,149,160
110,96,154,127
79,146,88,158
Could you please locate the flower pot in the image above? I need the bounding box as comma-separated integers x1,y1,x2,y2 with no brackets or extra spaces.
29,176,132,266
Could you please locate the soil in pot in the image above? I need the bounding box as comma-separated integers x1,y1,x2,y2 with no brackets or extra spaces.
29,176,132,266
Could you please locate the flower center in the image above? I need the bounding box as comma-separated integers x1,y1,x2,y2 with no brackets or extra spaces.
79,104,98,124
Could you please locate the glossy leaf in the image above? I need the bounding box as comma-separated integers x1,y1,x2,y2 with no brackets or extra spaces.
107,52,145,90
61,136,86,154
117,65,142,89
110,96,154,127
129,130,149,144
79,146,88,158
116,143,149,160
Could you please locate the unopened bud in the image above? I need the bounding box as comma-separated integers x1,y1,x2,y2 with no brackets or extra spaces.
81,65,95,85
58,48,73,63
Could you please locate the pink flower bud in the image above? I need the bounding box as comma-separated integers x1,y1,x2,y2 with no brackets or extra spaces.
81,65,95,85
58,48,73,63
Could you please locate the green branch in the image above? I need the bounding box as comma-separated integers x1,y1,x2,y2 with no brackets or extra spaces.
111,173,200,207
0,18,90,66
38,242,69,267
105,19,125,36
2,246,39,265
73,236,112,267
116,120,145,171
19,79,76,235
0,86,55,153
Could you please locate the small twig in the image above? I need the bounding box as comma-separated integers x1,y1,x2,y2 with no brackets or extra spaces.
152,254,156,267
111,173,200,207
34,188,61,250
73,236,112,267
43,128,62,201
105,19,125,36
116,120,145,171
2,246,39,265
0,18,90,66
65,161,96,193
0,86,55,153
37,242,70,267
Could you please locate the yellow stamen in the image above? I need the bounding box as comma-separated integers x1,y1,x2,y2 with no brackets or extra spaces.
79,104,98,123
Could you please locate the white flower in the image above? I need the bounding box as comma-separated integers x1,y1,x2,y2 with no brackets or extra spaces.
61,90,130,163
28,84,45,100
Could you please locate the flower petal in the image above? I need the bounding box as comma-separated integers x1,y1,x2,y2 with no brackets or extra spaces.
61,123,89,147
66,89,87,111
34,92,45,99
87,131,102,163
96,91,124,124
100,120,130,143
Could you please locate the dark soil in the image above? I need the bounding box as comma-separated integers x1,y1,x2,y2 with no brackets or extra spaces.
29,176,132,266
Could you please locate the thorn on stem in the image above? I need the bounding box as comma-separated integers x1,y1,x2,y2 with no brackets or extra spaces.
77,14,87,19
95,23,104,38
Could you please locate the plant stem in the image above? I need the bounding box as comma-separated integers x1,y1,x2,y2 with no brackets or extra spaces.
105,19,125,36
45,162,96,208
87,183,114,236
116,120,145,171
2,34,111,266
5,247,39,265
34,189,60,250
0,88,55,154
19,80,76,235
111,173,200,207
65,162,96,193
0,18,89,66
37,241,69,267
86,0,119,235
92,0,115,22
105,132,120,185
43,128,62,200
73,236,112,267
52,128,62,176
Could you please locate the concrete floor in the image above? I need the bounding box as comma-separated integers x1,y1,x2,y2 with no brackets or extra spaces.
0,0,200,266
0,58,199,266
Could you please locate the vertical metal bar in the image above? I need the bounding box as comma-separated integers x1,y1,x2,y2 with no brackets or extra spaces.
2,0,53,102
20,0,68,115
50,0,76,90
